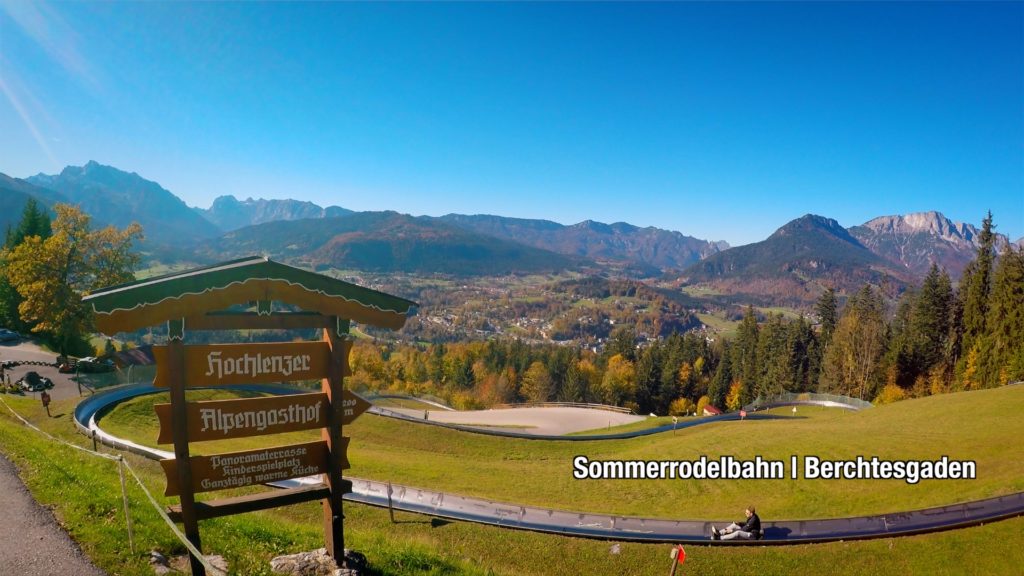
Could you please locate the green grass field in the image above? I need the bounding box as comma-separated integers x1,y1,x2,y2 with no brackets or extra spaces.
1,387,1023,575
695,312,740,337
102,386,1024,521
371,397,449,411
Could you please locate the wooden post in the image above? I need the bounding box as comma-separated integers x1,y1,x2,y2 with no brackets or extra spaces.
168,330,205,576
321,317,350,561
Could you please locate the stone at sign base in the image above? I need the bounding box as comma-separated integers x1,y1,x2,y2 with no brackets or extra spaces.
151,551,228,576
270,548,366,576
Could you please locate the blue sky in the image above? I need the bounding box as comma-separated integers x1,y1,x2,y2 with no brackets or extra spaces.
1,2,1021,245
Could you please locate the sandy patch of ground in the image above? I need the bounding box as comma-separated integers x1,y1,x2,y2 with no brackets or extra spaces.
390,406,644,435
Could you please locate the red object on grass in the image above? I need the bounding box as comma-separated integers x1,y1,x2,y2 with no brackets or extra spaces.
676,544,686,564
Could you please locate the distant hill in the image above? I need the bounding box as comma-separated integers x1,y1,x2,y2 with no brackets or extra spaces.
439,213,726,272
195,211,587,276
683,214,913,304
195,195,353,232
0,173,67,236
26,161,222,246
849,211,1003,279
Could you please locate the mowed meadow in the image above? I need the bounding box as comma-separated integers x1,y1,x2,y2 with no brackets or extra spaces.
100,385,1024,520
1,384,1022,574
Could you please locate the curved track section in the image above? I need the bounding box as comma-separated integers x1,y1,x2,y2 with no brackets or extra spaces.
75,384,1024,545
363,393,456,411
744,392,873,413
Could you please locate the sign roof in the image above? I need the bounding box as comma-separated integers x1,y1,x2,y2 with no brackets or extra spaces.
83,256,417,333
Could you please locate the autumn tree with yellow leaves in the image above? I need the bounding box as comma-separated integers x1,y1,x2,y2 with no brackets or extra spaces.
4,204,142,356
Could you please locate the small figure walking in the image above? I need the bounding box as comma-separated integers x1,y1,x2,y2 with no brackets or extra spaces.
41,390,52,417
424,409,429,421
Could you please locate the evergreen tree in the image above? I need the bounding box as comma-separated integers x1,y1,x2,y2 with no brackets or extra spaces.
658,333,686,409
886,288,919,389
709,342,732,408
912,264,953,370
959,212,996,365
986,245,1024,384
731,306,760,405
562,361,586,402
4,198,52,249
816,288,838,346
786,316,819,392
755,314,788,399
605,326,637,362
634,341,662,414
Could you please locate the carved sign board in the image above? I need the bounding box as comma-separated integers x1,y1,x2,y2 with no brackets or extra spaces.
155,392,330,444
153,341,351,387
341,390,372,425
160,439,349,497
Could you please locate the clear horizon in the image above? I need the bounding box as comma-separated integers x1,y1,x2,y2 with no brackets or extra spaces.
1,2,1021,245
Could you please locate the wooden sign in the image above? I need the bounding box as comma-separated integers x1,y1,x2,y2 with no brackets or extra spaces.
160,439,346,497
155,392,330,444
341,390,372,425
153,341,351,387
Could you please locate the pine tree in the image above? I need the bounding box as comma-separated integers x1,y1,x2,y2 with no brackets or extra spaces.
959,212,996,363
816,288,838,346
912,264,953,370
731,306,759,404
755,314,788,399
4,198,52,249
987,245,1024,384
709,342,732,408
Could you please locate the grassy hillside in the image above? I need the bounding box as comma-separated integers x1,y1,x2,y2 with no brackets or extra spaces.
103,386,1024,520
2,391,1023,575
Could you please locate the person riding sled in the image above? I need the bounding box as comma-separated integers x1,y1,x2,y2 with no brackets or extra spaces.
711,506,761,541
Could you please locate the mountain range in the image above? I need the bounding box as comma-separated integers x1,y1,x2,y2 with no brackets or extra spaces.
25,161,222,246
3,162,1015,303
850,212,999,278
194,195,353,231
684,215,916,304
195,211,585,276
438,214,726,271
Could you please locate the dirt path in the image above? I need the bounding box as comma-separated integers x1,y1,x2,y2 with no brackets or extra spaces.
0,453,106,575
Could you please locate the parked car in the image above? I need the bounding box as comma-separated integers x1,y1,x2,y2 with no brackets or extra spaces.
17,371,53,392
0,329,21,342
77,357,116,373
